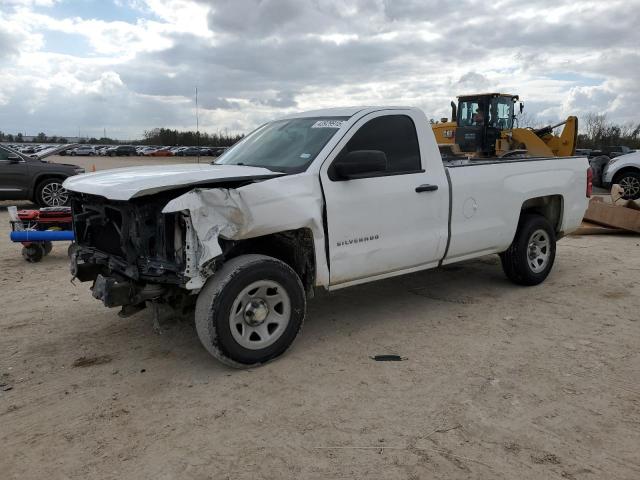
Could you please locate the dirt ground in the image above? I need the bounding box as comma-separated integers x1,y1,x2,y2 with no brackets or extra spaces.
1,182,639,478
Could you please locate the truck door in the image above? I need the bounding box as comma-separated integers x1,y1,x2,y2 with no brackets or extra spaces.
0,147,29,200
320,110,449,286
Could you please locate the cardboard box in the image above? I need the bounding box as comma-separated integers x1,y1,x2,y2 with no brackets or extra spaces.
583,197,640,233
572,221,626,235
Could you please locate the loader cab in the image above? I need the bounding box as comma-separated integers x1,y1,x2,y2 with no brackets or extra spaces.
455,93,518,156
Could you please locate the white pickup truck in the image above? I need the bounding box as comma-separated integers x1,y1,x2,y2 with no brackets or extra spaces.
64,107,591,367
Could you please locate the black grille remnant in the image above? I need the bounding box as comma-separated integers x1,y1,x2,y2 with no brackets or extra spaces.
70,192,185,284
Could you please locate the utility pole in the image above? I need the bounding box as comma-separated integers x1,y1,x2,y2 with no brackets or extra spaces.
195,86,200,163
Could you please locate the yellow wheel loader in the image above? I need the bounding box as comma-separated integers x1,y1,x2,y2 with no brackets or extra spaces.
432,93,578,158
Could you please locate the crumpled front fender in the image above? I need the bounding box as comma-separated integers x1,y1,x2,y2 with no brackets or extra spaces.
162,174,328,290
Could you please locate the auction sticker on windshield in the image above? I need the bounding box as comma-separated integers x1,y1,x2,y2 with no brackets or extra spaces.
311,120,344,128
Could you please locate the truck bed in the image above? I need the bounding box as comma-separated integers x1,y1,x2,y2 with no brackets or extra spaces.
442,155,589,265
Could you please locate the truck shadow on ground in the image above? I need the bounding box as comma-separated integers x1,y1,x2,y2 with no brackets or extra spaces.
62,255,517,373
12,251,526,377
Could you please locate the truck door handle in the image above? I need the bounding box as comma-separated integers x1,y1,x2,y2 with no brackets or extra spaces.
415,184,438,193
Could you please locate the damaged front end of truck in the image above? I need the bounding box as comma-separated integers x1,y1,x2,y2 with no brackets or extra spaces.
68,173,324,319
70,190,192,317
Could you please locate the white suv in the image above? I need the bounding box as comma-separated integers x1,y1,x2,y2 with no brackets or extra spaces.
70,146,96,156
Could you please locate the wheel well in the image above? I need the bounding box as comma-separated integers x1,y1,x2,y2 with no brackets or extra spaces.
612,166,640,182
220,228,316,297
520,195,563,233
31,175,67,198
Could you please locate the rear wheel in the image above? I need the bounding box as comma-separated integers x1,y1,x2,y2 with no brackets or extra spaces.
35,178,69,207
195,254,306,368
500,214,556,286
614,171,640,200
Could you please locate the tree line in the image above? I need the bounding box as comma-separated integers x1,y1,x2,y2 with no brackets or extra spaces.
0,128,244,147
141,128,244,147
577,113,640,150
2,114,639,150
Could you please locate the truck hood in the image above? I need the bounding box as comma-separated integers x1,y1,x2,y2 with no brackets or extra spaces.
63,163,283,200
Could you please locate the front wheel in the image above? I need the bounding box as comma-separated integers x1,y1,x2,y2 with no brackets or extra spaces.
500,214,556,286
195,254,306,368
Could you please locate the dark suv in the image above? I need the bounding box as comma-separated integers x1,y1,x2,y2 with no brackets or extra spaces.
176,146,203,156
106,145,137,156
0,145,84,207
602,145,635,158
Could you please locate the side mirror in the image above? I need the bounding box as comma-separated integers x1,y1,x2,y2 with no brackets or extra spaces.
7,154,22,163
333,150,387,180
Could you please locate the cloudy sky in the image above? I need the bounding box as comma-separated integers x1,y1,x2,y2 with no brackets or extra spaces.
1,0,638,139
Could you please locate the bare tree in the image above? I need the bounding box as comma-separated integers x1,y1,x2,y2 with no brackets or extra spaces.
578,112,640,149
515,111,542,129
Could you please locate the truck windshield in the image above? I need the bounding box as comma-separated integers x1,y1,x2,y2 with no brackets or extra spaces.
217,117,348,173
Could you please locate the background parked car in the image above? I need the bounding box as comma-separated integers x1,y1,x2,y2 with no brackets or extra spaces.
602,145,635,159
106,145,138,156
176,146,202,156
147,147,174,156
170,146,188,155
139,146,158,156
70,146,96,156
0,144,84,207
210,146,228,156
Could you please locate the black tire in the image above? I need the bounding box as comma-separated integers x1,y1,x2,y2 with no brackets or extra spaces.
500,214,556,286
195,254,306,368
22,244,45,263
35,178,70,207
588,155,609,187
613,170,640,200
42,241,53,255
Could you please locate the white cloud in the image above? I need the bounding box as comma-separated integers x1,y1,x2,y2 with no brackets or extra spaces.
0,0,638,138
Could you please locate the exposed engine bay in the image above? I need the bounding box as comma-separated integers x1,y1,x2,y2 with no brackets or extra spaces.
70,189,199,316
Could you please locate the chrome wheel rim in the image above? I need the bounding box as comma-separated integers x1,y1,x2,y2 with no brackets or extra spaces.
41,182,68,206
229,280,291,350
619,176,640,198
527,229,550,273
